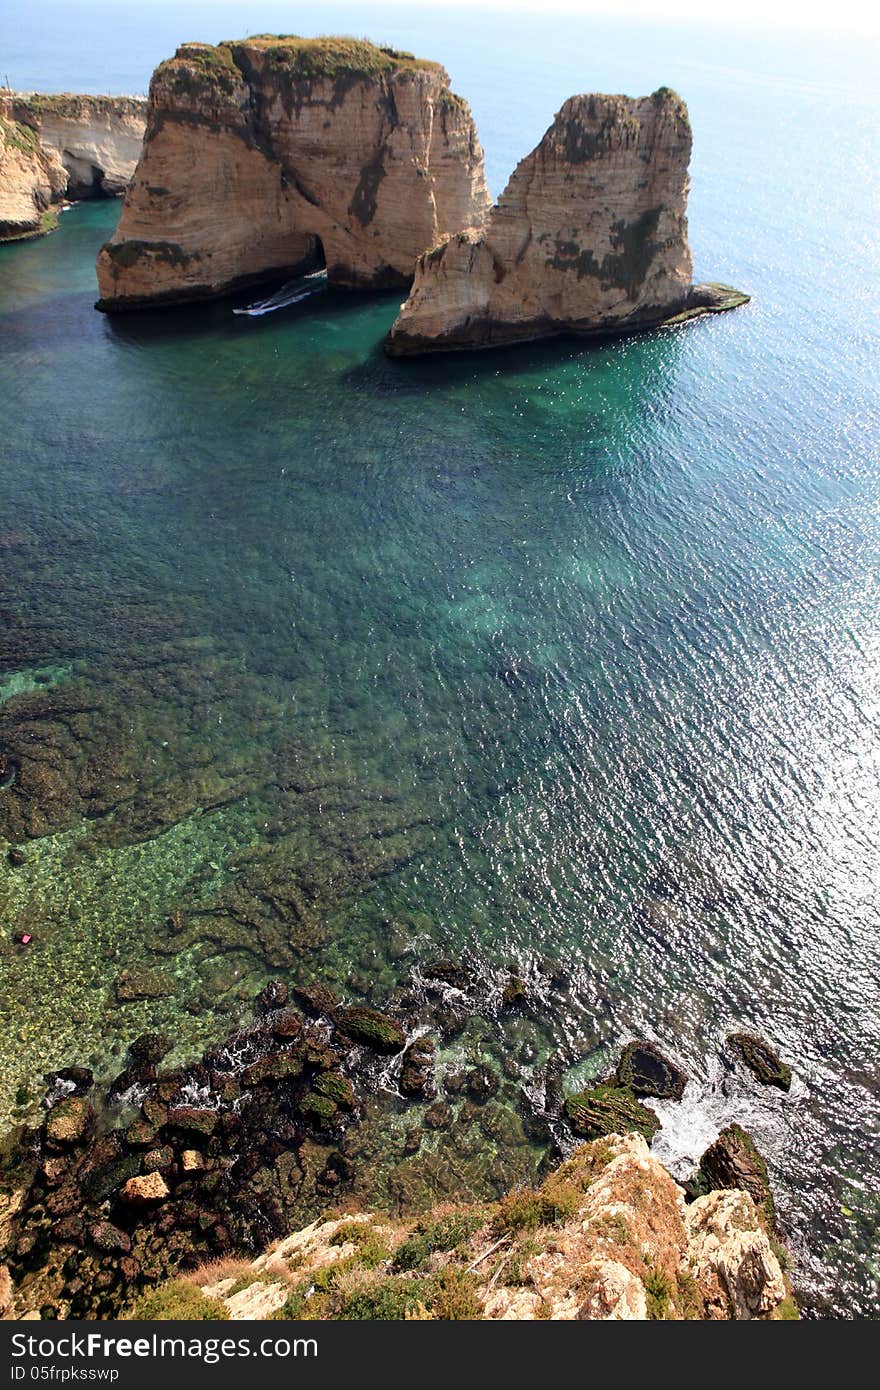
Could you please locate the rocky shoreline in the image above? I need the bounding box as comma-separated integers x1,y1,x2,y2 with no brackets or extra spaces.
0,961,796,1320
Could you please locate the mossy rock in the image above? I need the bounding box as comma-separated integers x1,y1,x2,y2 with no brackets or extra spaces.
615,1041,687,1101
291,982,339,1016
240,1050,304,1087
80,1152,142,1203
123,1120,159,1150
142,1146,174,1174
44,1097,92,1148
164,1106,218,1138
336,1006,405,1052
564,1083,660,1142
694,1123,775,1226
313,1071,355,1108
298,1092,338,1127
727,1033,791,1091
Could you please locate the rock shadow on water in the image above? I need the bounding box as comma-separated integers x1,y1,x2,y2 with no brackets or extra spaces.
101,283,402,350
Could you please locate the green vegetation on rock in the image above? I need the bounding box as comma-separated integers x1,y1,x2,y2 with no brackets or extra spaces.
493,1181,581,1234
335,1006,405,1052
127,1279,229,1321
102,240,194,271
694,1123,776,1227
644,1266,671,1319
392,1210,484,1270
727,1032,792,1091
313,1071,355,1108
0,115,40,154
229,36,442,82
16,93,145,119
564,1083,660,1142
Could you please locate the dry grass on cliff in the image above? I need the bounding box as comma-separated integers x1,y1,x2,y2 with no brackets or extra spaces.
134,1135,795,1322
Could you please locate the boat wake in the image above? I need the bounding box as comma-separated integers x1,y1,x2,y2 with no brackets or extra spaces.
233,271,327,317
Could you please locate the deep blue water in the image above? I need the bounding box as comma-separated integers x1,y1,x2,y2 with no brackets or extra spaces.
1,3,879,1316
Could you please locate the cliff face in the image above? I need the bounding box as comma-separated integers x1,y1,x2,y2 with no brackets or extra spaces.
95,37,492,310
388,89,747,354
128,1134,794,1322
0,112,66,241
0,93,146,242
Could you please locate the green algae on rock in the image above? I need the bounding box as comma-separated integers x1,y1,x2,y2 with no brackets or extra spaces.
335,1006,406,1052
564,1082,660,1142
693,1123,776,1228
727,1033,792,1091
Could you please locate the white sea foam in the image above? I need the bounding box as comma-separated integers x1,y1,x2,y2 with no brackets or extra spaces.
647,1056,791,1181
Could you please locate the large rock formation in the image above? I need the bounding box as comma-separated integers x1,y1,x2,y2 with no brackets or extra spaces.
0,92,146,242
388,88,748,354
95,37,491,310
128,1134,794,1321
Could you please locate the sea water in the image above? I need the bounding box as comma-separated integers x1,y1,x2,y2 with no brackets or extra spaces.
1,3,878,1316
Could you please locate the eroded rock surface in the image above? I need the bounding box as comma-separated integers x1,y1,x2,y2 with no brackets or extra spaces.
388,88,748,354
96,37,491,309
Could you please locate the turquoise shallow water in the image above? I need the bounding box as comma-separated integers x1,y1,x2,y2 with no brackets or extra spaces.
2,5,880,1316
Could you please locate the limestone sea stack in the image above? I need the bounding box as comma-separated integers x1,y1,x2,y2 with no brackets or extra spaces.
0,92,146,242
387,88,748,355
96,37,492,311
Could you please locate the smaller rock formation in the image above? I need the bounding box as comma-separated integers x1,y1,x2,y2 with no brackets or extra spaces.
387,88,748,354
614,1040,687,1100
136,1133,793,1321
0,91,146,242
694,1123,776,1227
335,1005,406,1052
728,1032,792,1091
564,1082,660,1142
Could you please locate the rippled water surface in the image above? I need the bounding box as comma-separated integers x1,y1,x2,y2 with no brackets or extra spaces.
1,5,879,1316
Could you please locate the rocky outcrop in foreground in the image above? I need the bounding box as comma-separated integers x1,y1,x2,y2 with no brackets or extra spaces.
388,89,748,354
0,92,145,242
0,970,795,1320
131,1134,795,1321
96,37,491,310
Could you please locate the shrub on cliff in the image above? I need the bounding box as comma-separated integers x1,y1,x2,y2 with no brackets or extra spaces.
126,1279,229,1320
